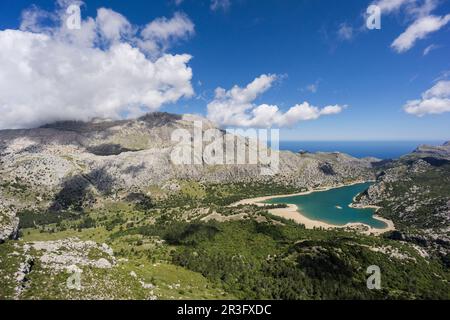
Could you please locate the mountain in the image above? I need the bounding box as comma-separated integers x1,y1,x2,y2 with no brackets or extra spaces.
1,113,449,300
412,142,450,159
0,112,375,241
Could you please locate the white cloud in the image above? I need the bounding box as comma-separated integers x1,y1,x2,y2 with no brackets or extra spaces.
423,43,439,55
423,80,450,99
140,12,194,54
207,75,344,128
0,2,195,129
96,8,133,43
372,0,449,53
20,4,55,33
210,0,231,12
303,80,321,94
404,80,450,116
373,0,414,13
373,0,436,16
305,84,318,93
434,69,450,82
392,14,450,53
337,23,353,41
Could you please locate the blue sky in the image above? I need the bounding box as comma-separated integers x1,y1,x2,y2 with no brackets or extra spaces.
0,0,449,140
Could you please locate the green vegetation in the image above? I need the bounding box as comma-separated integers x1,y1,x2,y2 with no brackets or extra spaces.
116,219,450,300
376,164,450,230
2,180,449,300
18,209,81,229
197,181,302,206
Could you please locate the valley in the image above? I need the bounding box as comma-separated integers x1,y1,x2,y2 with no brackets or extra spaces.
0,113,449,300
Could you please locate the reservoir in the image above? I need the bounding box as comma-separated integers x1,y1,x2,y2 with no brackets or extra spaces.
265,182,387,229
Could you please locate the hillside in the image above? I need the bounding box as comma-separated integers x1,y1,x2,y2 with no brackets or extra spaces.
356,142,450,263
0,112,376,242
0,113,449,300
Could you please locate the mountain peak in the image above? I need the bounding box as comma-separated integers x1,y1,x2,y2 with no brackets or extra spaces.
37,112,186,133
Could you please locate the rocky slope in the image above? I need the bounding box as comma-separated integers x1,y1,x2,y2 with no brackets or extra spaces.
0,201,19,243
356,142,450,261
0,237,171,300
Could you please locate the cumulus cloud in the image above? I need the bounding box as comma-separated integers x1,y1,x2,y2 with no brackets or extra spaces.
404,81,450,116
0,1,195,129
96,8,133,43
392,14,450,53
372,0,449,53
207,75,344,128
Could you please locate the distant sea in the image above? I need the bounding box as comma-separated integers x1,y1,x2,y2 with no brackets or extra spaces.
279,141,445,159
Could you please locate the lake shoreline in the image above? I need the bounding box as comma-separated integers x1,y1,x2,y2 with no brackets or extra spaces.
231,180,396,236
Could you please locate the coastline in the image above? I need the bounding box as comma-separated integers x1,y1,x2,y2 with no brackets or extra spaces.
231,181,395,236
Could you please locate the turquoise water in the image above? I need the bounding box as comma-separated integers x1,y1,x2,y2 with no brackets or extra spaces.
266,182,387,229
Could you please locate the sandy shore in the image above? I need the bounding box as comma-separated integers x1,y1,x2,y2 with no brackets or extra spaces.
231,181,395,236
